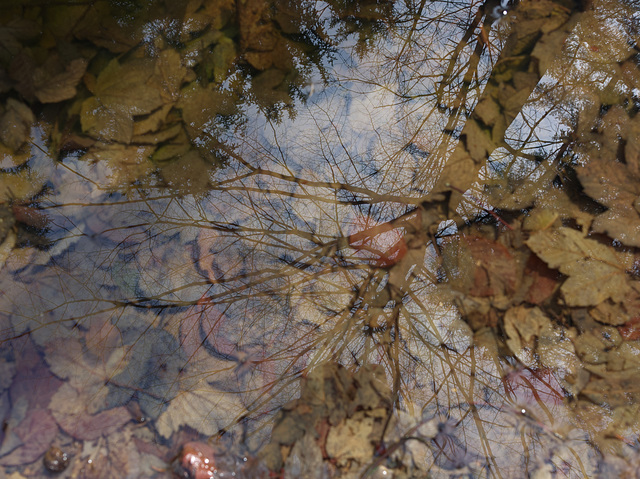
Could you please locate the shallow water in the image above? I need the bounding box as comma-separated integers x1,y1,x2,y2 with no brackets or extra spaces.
1,0,639,477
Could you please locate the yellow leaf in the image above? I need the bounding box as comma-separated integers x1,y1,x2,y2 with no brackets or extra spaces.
526,227,630,306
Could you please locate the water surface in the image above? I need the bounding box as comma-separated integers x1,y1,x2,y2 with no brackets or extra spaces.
1,0,639,477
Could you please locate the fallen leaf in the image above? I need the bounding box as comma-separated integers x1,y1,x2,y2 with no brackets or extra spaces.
441,235,518,297
67,428,166,478
502,367,565,409
69,2,144,53
0,409,58,466
80,58,165,142
177,83,236,137
575,107,640,246
49,383,131,441
325,409,386,467
0,98,34,152
150,49,188,102
617,317,640,341
44,329,130,416
526,227,630,306
577,157,640,247
156,385,245,438
590,300,629,326
503,305,550,363
81,143,155,187
34,58,88,104
9,337,62,410
104,328,185,416
179,301,236,360
523,253,559,304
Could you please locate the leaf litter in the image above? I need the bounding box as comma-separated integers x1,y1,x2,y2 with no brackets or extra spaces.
2,0,640,477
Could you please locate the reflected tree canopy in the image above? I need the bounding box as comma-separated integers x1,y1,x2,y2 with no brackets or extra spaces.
1,0,640,477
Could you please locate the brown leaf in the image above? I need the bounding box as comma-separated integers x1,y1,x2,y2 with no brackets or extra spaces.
503,305,550,362
590,300,629,326
177,83,236,136
67,429,165,478
577,157,640,247
34,58,87,104
0,98,34,152
10,337,62,410
526,227,630,306
49,383,131,441
0,409,58,466
80,58,165,142
524,253,559,304
150,49,188,102
576,108,640,246
617,317,640,341
81,143,155,187
442,235,518,297
502,367,565,409
156,384,245,438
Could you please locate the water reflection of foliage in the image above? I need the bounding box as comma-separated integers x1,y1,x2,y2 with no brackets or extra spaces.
2,0,640,476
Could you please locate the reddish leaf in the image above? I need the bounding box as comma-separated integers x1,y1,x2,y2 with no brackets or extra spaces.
464,236,517,297
618,317,640,341
50,384,131,440
10,336,62,410
524,254,559,304
11,204,49,229
0,409,58,466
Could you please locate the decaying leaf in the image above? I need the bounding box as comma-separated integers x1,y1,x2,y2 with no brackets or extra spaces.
81,143,155,187
49,383,131,441
574,106,640,246
44,336,126,408
0,98,34,152
67,428,166,478
577,156,640,247
0,409,58,466
523,253,559,305
156,386,245,438
178,83,236,136
150,49,188,103
502,367,565,410
34,58,88,104
589,300,629,326
441,235,518,298
325,408,388,468
526,227,630,306
503,305,550,363
80,58,165,143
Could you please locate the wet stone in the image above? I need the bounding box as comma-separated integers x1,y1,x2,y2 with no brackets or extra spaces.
43,446,69,473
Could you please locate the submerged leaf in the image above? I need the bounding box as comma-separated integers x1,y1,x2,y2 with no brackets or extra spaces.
49,383,130,441
578,156,640,247
504,305,550,363
0,410,58,466
441,235,518,298
526,227,630,306
80,58,165,142
0,98,34,152
156,386,245,438
34,58,87,104
81,143,155,187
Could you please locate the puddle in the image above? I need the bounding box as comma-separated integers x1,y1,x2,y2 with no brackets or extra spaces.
1,0,640,477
